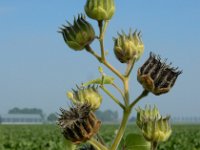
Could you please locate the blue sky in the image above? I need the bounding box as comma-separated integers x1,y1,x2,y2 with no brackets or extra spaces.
0,0,200,117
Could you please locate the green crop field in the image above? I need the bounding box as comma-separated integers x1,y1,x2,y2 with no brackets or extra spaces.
0,124,200,150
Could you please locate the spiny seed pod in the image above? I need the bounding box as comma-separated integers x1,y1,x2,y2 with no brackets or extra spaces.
136,105,172,143
84,0,115,21
136,105,161,129
142,116,172,143
67,85,102,110
137,52,182,95
113,30,144,63
59,14,95,51
58,104,101,144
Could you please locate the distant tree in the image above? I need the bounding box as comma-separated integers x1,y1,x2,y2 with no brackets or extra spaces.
8,107,44,117
47,113,57,122
95,110,118,122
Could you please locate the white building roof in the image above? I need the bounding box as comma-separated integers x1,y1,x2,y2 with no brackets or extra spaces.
0,114,42,119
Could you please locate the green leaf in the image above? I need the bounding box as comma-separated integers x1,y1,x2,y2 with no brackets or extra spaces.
118,133,150,150
83,76,115,86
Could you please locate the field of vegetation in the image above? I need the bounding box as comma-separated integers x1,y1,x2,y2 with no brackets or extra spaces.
0,124,200,150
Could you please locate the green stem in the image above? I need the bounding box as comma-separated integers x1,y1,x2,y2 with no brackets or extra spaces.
103,60,124,81
85,45,124,81
111,83,124,99
100,85,125,110
129,90,149,109
110,108,131,150
123,77,129,106
96,133,106,146
85,45,102,62
125,59,135,77
151,141,158,150
98,20,109,61
89,138,108,150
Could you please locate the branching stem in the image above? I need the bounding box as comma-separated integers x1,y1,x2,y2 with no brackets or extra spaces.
111,83,124,99
129,90,149,109
100,85,125,110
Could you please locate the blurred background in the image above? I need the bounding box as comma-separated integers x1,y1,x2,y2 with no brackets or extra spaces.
0,0,200,122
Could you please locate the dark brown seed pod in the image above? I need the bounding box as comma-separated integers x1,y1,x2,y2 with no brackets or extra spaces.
58,104,101,144
137,52,182,95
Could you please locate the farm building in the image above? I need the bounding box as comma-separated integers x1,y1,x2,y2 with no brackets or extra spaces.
0,114,44,124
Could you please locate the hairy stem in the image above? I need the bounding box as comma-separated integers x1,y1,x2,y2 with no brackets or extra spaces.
85,45,124,81
89,138,108,150
100,85,125,109
98,20,109,61
85,45,102,62
103,60,124,81
111,83,124,99
123,77,129,106
129,90,149,109
125,59,135,77
96,133,106,146
110,108,131,150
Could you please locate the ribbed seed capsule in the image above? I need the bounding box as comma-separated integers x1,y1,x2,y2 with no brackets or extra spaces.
58,104,101,144
84,0,115,21
136,105,172,143
67,85,102,110
137,52,182,95
113,30,144,63
59,14,95,50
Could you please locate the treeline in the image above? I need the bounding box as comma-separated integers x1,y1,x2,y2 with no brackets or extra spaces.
8,107,44,117
7,107,119,123
95,110,118,122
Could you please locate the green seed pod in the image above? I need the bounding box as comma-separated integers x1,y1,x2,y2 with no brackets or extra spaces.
58,104,101,144
84,0,115,21
113,30,144,63
137,52,182,95
142,116,172,142
68,85,102,110
136,105,172,143
136,105,161,129
59,14,95,50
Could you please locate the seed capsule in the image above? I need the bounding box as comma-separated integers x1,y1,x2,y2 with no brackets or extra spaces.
58,104,101,144
113,30,144,63
59,14,95,50
67,85,102,110
137,52,182,95
84,0,115,21
136,105,172,143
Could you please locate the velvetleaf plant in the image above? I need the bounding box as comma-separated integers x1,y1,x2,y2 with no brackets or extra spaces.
58,0,182,150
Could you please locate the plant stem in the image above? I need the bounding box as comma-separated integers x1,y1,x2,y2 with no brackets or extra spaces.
85,45,102,62
151,141,158,150
96,133,106,146
103,60,124,81
85,45,124,81
123,77,129,106
111,83,124,99
100,85,125,109
125,59,135,77
129,90,149,109
98,20,108,61
89,138,108,150
110,108,131,150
